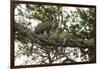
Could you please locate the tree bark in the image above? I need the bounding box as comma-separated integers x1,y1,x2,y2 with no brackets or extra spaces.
15,23,95,49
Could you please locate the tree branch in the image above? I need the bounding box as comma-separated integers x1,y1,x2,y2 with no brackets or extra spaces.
15,23,95,49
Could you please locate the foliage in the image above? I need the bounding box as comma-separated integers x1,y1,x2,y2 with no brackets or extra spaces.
14,4,95,65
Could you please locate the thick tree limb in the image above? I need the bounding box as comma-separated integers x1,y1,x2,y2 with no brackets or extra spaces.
15,23,95,49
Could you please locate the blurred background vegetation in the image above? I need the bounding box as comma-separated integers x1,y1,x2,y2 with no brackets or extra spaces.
14,3,95,65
